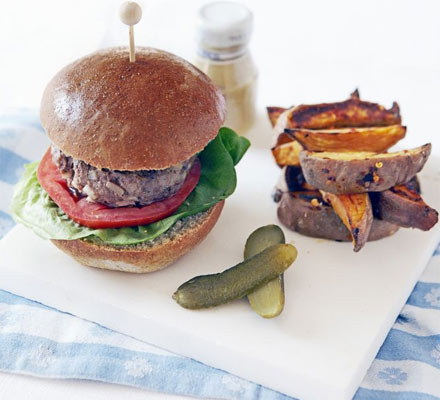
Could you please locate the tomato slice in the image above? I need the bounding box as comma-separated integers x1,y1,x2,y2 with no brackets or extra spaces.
37,148,201,229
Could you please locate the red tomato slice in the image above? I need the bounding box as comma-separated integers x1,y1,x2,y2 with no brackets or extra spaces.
37,148,201,229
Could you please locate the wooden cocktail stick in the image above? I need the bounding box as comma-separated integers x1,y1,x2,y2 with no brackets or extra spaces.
119,1,142,62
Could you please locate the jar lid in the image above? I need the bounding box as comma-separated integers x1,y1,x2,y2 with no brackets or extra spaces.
196,1,253,50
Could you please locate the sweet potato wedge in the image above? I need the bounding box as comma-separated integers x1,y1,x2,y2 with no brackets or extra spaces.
272,140,303,167
371,182,438,231
282,166,307,192
267,106,287,127
285,90,401,130
320,191,373,252
403,175,421,194
275,131,295,147
277,191,399,243
288,125,406,152
299,144,431,194
284,165,315,191
273,165,316,202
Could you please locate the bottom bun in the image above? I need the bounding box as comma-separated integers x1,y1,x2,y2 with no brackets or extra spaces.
52,201,224,273
278,193,398,242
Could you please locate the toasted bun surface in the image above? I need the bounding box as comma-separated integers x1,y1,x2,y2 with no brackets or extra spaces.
51,201,224,273
41,47,226,170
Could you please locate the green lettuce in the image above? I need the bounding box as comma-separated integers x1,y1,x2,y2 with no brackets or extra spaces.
11,127,250,245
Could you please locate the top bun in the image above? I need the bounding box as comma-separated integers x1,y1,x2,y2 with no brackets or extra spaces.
40,47,226,170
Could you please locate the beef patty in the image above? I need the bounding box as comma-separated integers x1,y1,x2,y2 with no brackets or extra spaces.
51,146,196,208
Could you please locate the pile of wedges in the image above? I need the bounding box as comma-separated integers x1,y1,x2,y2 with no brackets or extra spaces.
267,90,438,252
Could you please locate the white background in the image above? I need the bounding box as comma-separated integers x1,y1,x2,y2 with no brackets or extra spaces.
0,0,439,398
1,0,440,151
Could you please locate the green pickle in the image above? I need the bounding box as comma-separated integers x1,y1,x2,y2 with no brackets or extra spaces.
173,244,297,310
244,225,286,318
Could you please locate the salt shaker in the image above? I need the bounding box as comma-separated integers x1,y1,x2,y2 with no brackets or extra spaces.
194,1,258,133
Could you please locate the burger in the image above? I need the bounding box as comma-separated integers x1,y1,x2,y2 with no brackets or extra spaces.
11,47,250,273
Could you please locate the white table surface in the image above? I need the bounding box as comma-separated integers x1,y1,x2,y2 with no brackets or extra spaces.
1,0,439,398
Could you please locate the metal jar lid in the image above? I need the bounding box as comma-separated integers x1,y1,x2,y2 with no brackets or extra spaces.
196,1,253,58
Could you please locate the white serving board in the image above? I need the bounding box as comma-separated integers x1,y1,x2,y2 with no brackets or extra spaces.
0,132,439,400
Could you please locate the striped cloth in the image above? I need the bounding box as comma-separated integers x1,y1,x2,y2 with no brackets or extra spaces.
0,111,439,400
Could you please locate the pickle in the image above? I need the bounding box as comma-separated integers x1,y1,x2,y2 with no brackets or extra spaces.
244,225,286,318
173,244,297,310
244,225,286,259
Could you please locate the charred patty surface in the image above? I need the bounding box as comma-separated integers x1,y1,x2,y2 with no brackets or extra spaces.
51,146,195,207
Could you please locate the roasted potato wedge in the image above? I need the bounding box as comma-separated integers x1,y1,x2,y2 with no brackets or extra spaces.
284,90,401,130
272,140,303,167
284,165,315,192
320,191,373,252
284,166,307,192
268,107,306,168
299,144,431,194
273,166,315,202
267,106,287,127
371,182,438,231
288,125,406,152
277,191,399,243
404,175,421,193
275,131,295,147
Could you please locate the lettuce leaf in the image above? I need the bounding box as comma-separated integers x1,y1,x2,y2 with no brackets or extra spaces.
11,127,250,245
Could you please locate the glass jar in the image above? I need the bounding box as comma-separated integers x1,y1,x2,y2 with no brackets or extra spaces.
194,1,258,134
